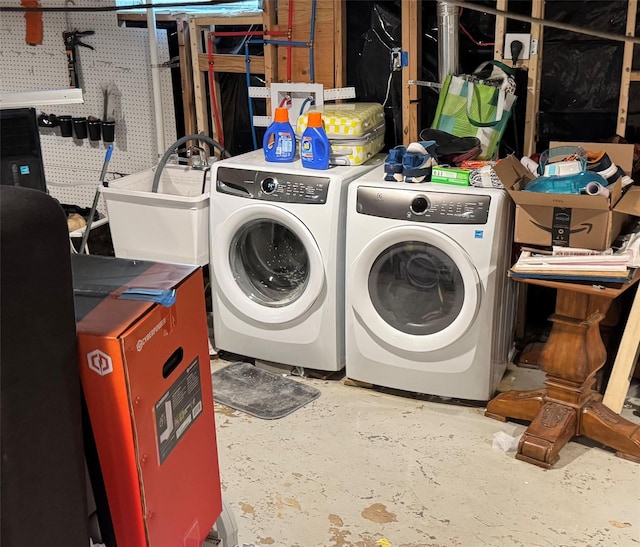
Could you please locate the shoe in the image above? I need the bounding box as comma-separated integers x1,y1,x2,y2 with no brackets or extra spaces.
587,151,624,185
384,145,406,181
419,128,480,157
402,141,437,183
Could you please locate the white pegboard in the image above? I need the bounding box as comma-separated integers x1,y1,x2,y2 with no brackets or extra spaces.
0,0,177,195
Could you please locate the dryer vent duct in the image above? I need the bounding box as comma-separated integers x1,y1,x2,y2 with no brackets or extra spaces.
437,1,459,83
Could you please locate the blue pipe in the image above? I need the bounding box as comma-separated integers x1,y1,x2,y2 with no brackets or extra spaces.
244,41,258,149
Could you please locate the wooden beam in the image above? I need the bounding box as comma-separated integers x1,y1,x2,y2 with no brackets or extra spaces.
603,285,640,413
191,15,264,27
117,12,178,23
494,0,507,61
262,0,277,116
198,53,265,74
523,0,545,156
333,0,346,88
176,15,195,137
616,0,638,137
402,0,421,146
189,17,209,138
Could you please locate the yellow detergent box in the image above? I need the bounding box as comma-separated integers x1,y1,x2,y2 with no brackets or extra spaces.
431,166,472,186
297,103,385,165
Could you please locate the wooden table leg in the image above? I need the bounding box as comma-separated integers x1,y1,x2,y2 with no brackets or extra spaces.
485,388,545,422
581,401,640,463
485,285,637,468
516,401,578,468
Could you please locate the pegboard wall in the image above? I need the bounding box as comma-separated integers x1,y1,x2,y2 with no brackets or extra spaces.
0,0,177,211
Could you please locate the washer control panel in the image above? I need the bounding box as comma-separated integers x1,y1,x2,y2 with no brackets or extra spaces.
357,186,491,224
216,167,329,204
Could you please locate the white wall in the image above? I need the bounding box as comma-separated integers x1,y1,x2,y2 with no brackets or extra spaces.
0,0,177,208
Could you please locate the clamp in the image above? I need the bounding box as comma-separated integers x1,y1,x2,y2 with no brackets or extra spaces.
63,30,95,89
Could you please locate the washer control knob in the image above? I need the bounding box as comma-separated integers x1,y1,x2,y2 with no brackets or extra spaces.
261,176,278,194
411,195,429,215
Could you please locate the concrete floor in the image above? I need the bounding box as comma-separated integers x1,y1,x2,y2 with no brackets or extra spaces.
210,360,640,547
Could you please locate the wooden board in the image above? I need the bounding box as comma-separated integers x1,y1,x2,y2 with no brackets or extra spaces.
616,0,638,137
402,0,421,145
176,15,196,137
603,284,640,413
276,0,336,87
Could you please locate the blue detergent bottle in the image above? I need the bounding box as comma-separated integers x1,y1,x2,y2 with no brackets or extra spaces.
263,107,296,162
300,111,330,170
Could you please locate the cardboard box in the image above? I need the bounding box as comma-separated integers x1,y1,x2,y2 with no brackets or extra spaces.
495,142,640,250
73,255,222,547
431,166,471,186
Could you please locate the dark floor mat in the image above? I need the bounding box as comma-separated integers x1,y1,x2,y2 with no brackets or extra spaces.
212,361,321,420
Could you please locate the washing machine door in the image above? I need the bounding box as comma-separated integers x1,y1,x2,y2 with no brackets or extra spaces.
350,225,480,352
212,203,324,324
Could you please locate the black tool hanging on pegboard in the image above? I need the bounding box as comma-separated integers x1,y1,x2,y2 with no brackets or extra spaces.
63,30,94,89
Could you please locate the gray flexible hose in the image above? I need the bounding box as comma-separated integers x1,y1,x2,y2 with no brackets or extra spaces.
151,134,230,193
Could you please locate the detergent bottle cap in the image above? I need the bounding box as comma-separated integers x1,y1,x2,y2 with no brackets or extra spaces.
307,111,323,128
274,107,290,123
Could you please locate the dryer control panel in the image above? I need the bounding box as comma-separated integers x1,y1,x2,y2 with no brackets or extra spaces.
216,167,329,204
356,186,491,224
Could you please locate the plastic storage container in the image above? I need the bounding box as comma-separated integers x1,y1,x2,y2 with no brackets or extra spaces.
297,102,385,166
101,164,210,265
300,111,330,170
263,107,296,162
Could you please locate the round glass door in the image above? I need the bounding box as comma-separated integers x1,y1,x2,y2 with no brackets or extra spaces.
368,241,465,335
231,219,309,307
211,204,325,324
350,225,480,352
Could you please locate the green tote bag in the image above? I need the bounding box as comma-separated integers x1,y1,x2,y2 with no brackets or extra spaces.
432,62,517,160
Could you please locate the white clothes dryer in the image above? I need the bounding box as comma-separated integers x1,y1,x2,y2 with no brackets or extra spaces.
345,166,517,400
209,150,383,371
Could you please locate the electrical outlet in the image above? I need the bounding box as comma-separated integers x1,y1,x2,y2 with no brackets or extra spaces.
504,33,531,60
391,48,402,72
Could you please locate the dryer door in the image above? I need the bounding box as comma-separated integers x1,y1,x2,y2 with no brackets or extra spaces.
350,225,480,352
211,204,325,324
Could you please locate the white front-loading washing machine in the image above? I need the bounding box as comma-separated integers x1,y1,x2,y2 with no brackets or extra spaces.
209,150,383,371
345,165,517,400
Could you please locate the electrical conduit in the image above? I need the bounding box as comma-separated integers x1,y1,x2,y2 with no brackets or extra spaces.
147,7,165,157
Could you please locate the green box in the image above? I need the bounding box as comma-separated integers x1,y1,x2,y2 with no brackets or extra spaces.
431,167,471,186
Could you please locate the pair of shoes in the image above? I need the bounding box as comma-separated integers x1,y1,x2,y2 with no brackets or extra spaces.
403,140,438,183
384,141,438,183
384,145,406,181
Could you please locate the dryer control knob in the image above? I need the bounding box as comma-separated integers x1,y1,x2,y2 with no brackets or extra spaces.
411,195,429,215
261,177,278,194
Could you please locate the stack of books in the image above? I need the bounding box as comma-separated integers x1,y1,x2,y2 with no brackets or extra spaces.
510,232,640,284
